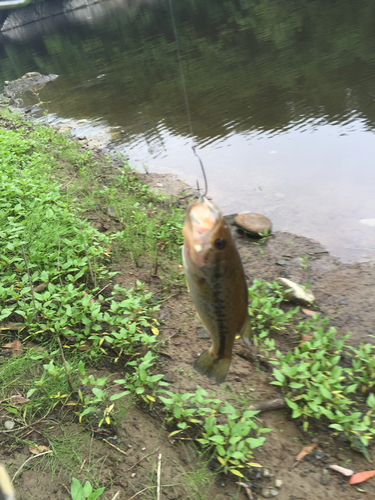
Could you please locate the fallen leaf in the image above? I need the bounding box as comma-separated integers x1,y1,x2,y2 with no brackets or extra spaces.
237,482,253,499
349,470,375,485
329,464,354,476
292,443,317,467
300,334,313,344
29,445,51,455
302,308,320,316
10,395,29,406
2,340,23,357
32,283,48,293
78,344,90,351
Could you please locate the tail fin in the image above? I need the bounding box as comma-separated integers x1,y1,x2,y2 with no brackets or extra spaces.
193,350,231,384
239,314,252,348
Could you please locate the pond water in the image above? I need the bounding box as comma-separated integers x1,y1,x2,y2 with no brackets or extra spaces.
1,0,375,262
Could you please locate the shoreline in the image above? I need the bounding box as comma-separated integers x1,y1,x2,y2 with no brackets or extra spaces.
1,95,375,500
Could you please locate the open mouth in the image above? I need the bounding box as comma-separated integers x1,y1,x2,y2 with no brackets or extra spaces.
188,199,220,238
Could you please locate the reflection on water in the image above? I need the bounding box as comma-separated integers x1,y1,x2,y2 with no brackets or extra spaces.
1,0,375,262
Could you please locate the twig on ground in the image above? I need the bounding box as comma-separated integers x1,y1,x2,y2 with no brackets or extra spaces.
236,482,253,499
21,426,44,439
247,398,286,413
57,337,75,393
93,283,111,298
127,488,148,500
60,483,71,496
61,172,78,190
157,293,177,304
103,438,127,456
111,492,120,500
12,450,52,482
125,447,160,472
157,453,162,500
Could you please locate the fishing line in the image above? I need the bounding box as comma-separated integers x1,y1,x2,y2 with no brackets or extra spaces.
168,0,208,197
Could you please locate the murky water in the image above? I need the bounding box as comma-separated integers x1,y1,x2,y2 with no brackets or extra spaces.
1,0,375,262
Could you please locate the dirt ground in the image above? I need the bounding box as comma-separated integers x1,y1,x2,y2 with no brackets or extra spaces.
2,89,375,498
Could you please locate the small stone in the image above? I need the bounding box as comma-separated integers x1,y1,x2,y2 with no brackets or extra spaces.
263,468,271,477
275,479,283,488
315,451,328,460
4,420,15,430
276,278,315,305
223,213,238,225
107,206,116,217
158,310,170,321
131,472,136,478
163,372,175,383
261,488,271,498
307,247,328,255
339,300,348,305
234,213,272,236
276,259,290,266
142,447,146,451
4,81,9,85
197,326,210,339
269,490,279,497
320,469,329,485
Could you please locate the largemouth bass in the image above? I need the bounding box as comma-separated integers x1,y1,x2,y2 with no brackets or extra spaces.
182,197,252,383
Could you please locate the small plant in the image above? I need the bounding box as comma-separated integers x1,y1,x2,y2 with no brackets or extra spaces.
299,256,310,270
248,280,299,340
112,350,168,408
271,316,375,448
70,477,105,500
159,386,271,476
349,342,375,393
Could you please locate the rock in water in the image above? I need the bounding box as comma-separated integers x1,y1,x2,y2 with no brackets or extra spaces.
234,213,272,236
276,278,315,305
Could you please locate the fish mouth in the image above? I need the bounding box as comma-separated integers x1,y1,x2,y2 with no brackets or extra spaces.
184,198,222,252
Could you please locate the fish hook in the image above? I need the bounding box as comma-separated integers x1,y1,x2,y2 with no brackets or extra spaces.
192,145,208,199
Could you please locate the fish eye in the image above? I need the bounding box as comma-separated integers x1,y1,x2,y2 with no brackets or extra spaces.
214,238,226,250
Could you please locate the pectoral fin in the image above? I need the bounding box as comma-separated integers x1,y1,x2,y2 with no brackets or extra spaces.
239,314,252,348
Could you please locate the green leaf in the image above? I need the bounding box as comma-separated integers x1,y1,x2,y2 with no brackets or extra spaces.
71,478,85,500
88,488,105,500
329,424,344,431
83,481,93,497
319,385,332,400
209,435,225,445
273,369,285,383
285,398,298,410
109,391,131,401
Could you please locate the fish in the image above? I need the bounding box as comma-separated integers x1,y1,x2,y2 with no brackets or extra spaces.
182,196,252,383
